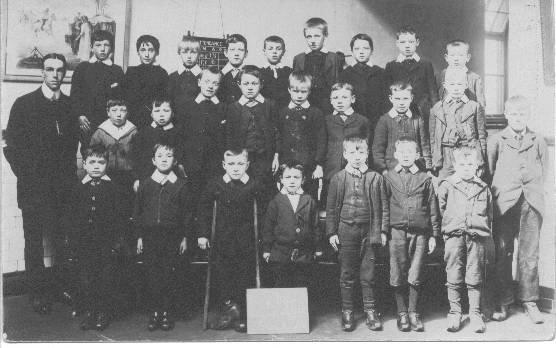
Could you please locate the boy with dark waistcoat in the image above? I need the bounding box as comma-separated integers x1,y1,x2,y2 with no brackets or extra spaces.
218,34,248,105
260,35,293,110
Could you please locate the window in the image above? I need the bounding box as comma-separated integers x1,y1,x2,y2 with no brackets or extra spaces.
484,0,508,118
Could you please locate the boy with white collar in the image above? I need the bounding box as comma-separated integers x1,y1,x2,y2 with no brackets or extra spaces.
384,25,438,124
168,36,203,122
218,34,248,105
260,35,293,110
197,149,262,333
134,142,193,332
71,30,125,156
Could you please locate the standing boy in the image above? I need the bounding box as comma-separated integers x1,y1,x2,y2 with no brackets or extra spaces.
430,68,487,179
372,82,431,174
124,35,169,129
293,17,342,114
326,137,388,332
167,36,202,123
437,146,492,333
276,71,326,200
488,96,547,324
384,26,438,124
438,40,485,107
197,149,261,333
71,30,124,155
384,137,439,332
260,35,293,110
218,34,248,105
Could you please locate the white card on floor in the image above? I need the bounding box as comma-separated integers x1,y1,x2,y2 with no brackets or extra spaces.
246,287,309,334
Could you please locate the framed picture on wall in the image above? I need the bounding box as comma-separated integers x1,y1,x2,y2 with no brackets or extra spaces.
1,0,131,82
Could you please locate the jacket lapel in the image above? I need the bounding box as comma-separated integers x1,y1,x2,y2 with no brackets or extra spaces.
500,127,521,150
519,131,536,152
295,194,310,214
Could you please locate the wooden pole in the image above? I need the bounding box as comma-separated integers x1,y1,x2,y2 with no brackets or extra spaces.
202,200,217,330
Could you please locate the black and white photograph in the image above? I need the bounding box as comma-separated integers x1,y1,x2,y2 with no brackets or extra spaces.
1,0,555,343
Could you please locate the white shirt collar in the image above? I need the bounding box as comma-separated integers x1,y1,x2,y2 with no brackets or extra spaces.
195,93,220,104
288,100,310,109
345,164,368,177
41,83,61,100
223,173,250,184
396,53,420,63
264,62,284,69
98,119,136,140
151,170,178,184
221,62,243,75
82,174,111,184
178,64,202,76
509,127,526,137
351,59,374,68
445,95,470,104
394,163,419,174
388,108,413,118
238,94,265,106
280,187,304,195
89,56,113,66
150,121,174,130
333,107,355,116
304,47,330,54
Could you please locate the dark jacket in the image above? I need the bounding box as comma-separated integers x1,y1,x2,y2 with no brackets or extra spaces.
217,71,242,105
260,65,293,110
3,88,78,209
70,61,125,128
262,192,322,263
276,104,326,172
487,127,547,217
326,169,389,245
293,51,342,90
384,167,440,236
123,64,169,128
167,69,201,122
324,112,369,180
89,120,138,173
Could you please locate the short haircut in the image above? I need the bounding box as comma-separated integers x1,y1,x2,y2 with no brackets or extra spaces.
390,81,413,94
106,99,127,109
238,65,261,82
288,71,312,88
152,142,176,158
41,53,67,71
199,66,222,81
396,25,419,40
91,30,114,47
225,34,248,51
304,17,328,37
395,135,418,151
444,67,468,82
453,145,479,164
446,39,470,53
350,33,374,51
178,35,200,53
331,82,354,95
279,160,305,179
343,136,368,151
505,95,530,110
136,34,160,53
151,95,173,109
84,144,109,161
264,35,285,50
223,148,249,161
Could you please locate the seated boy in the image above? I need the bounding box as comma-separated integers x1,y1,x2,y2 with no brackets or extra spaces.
167,36,202,122
372,82,431,174
226,65,277,207
218,34,248,105
326,136,388,332
262,161,322,288
323,82,369,207
488,96,548,324
437,145,492,333
384,26,438,123
124,34,169,128
384,137,439,332
276,71,326,200
197,149,262,332
430,68,486,179
438,40,485,107
260,35,293,110
293,17,342,114
339,33,387,138
71,30,124,156
63,145,126,331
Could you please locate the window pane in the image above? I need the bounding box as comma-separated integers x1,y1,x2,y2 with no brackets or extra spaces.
485,38,505,75
485,75,505,115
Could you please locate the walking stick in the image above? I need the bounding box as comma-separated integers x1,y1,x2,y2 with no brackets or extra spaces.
202,200,217,330
254,199,261,289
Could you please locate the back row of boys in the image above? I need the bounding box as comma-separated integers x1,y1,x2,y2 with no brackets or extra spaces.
62,17,545,333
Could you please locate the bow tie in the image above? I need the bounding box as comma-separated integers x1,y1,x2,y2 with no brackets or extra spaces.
90,179,102,186
515,134,524,142
403,58,417,65
294,106,304,112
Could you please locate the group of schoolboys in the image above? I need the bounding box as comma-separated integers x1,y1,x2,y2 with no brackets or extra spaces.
22,16,546,335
